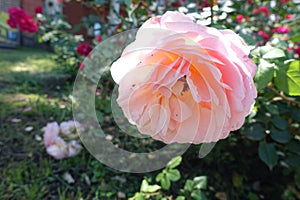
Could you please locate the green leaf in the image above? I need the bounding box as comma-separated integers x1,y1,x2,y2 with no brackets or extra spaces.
295,171,300,189
271,116,288,130
291,108,300,122
254,59,275,90
258,141,278,170
140,180,161,193
140,180,148,192
155,172,164,182
184,180,194,192
239,32,256,46
232,173,243,188
166,156,182,169
290,34,300,42
166,169,181,182
262,47,285,59
287,141,300,154
176,196,186,200
160,177,171,190
275,60,300,96
132,192,146,200
243,123,266,141
191,190,207,200
193,176,207,190
265,103,279,115
287,155,300,168
270,127,292,143
247,192,260,200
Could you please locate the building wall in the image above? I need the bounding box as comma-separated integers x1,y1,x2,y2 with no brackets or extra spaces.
63,2,109,40
0,0,20,12
22,0,43,16
0,0,42,16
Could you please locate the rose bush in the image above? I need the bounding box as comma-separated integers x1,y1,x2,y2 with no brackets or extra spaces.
111,11,257,144
7,7,38,33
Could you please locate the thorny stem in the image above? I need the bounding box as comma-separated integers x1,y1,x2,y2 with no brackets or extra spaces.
268,84,300,106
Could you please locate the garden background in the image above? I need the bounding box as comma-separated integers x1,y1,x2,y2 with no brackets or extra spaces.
0,0,300,199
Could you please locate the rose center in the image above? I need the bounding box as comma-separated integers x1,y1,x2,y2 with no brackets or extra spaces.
172,75,189,96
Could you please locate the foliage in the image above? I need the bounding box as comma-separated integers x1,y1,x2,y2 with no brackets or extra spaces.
130,156,208,200
2,0,300,199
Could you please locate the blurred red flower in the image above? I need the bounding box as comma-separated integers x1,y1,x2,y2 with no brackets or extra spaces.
258,30,269,42
295,46,300,57
274,26,290,34
35,6,43,14
77,43,92,57
95,35,102,42
253,6,269,17
78,62,84,70
236,14,244,23
171,0,186,7
7,7,38,33
286,14,293,19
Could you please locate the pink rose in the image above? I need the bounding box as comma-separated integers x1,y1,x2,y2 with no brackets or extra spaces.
111,11,257,144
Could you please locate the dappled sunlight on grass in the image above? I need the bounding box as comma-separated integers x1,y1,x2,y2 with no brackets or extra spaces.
0,47,64,84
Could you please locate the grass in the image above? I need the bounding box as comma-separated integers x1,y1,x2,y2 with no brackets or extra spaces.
0,47,143,199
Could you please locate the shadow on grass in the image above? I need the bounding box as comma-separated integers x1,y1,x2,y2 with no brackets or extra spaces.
0,47,73,95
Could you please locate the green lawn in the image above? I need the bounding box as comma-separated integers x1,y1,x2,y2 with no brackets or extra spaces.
0,47,141,199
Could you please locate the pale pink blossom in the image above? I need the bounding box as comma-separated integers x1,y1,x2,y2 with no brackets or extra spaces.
111,11,257,144
11,118,21,123
67,140,82,157
23,107,32,112
60,120,76,136
46,137,68,159
43,122,60,147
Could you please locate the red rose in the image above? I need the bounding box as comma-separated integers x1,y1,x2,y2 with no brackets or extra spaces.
286,14,293,19
236,14,244,23
258,30,269,42
171,0,186,7
95,35,102,42
295,46,300,57
7,7,38,33
77,43,92,57
202,0,210,7
7,19,17,28
35,6,43,14
253,6,269,17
